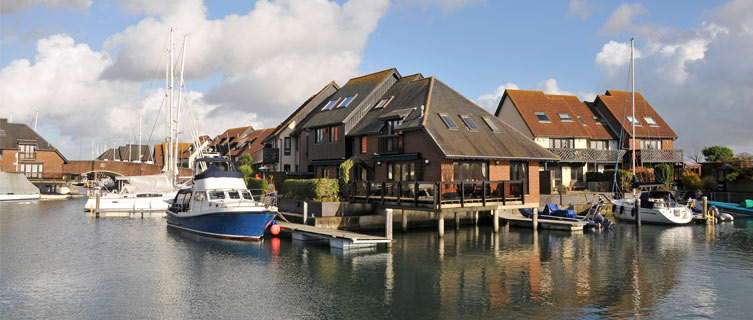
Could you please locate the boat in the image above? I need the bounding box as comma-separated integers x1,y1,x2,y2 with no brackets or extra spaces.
83,174,176,212
165,158,277,241
534,201,615,229
608,37,693,225
0,172,40,201
707,199,753,217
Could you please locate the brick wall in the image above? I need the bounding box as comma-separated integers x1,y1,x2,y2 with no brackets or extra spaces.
489,160,510,180
1,149,65,177
525,161,540,204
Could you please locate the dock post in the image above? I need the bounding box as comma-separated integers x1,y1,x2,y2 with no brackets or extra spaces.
635,199,641,228
532,207,538,231
438,211,445,238
401,209,408,232
474,211,479,225
303,201,308,225
385,208,393,247
493,209,499,233
454,212,460,230
702,196,708,222
95,192,101,217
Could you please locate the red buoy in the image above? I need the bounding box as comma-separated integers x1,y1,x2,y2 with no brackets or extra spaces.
270,224,281,235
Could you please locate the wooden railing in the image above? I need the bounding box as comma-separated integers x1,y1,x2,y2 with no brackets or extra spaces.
350,180,525,210
378,135,403,154
548,148,626,163
637,149,684,163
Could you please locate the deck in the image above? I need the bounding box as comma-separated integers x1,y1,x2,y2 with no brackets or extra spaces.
276,221,392,249
497,211,587,232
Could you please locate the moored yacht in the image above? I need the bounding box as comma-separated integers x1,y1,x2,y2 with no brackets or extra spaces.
612,190,693,225
165,158,277,241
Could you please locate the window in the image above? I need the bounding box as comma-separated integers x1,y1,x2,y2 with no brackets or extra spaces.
283,164,290,173
20,163,42,179
321,168,331,178
228,191,241,199
373,97,392,109
644,116,659,127
284,137,291,155
641,139,661,150
337,95,357,108
510,161,529,194
18,143,36,160
549,138,574,149
558,113,573,122
387,162,416,181
242,191,254,200
593,115,606,125
452,161,488,181
194,192,206,202
314,128,324,144
626,116,642,126
460,115,478,130
571,165,584,182
209,191,226,200
534,112,550,122
386,119,402,135
590,140,608,150
360,136,367,154
482,117,499,132
577,116,587,126
321,99,340,111
439,113,458,129
329,126,339,143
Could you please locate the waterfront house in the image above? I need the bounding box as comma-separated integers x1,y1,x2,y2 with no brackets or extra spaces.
153,142,194,169
210,126,253,158
591,90,682,166
494,90,623,191
0,118,68,184
263,82,339,173
97,144,153,163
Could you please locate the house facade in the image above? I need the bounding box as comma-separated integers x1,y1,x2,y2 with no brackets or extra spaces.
0,118,68,182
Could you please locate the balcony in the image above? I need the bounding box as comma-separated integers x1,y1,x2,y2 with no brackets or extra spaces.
252,147,279,165
18,152,36,161
378,135,403,155
636,149,684,163
548,148,626,163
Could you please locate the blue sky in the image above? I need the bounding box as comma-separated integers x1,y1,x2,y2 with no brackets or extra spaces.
1,0,752,159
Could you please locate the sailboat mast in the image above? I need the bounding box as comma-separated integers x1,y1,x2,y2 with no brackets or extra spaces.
174,35,188,179
164,30,170,173
168,27,176,185
631,37,636,182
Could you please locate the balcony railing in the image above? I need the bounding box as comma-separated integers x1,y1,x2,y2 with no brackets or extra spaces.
18,152,36,161
548,148,626,163
636,149,684,163
350,180,525,210
253,147,279,164
378,135,403,155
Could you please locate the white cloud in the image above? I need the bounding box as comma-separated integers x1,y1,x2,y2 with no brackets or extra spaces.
475,82,518,111
403,0,486,14
594,0,753,153
566,0,591,20
599,3,648,35
1,0,91,15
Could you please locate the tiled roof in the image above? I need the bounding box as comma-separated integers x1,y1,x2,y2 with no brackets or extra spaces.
594,90,678,138
0,118,68,162
238,127,277,157
500,90,596,138
266,81,339,142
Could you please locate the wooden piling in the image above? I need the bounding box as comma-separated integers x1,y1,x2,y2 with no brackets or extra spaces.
635,199,641,228
401,209,408,232
385,208,393,247
532,207,538,231
454,212,460,230
438,211,445,238
303,201,308,225
474,211,479,225
493,209,499,233
95,192,101,217
702,196,708,223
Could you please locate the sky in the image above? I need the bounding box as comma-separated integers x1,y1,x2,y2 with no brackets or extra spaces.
1,0,752,160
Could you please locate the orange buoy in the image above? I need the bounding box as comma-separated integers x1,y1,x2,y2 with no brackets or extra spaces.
270,224,281,235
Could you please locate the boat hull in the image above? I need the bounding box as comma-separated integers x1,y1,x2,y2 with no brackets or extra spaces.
166,211,276,241
83,195,172,212
707,201,753,217
612,200,693,225
0,194,40,201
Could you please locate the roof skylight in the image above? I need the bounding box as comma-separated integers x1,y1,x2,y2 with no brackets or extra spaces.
643,116,659,127
321,99,340,111
534,112,550,122
337,95,357,109
577,116,587,126
558,113,573,121
482,117,499,132
373,97,392,110
460,115,478,130
626,116,642,126
439,113,458,129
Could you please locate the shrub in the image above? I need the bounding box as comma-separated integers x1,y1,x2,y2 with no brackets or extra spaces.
247,177,269,194
701,176,717,191
557,184,568,194
654,164,674,189
282,179,339,202
604,169,633,192
338,157,363,198
634,166,654,183
679,171,701,193
237,164,254,185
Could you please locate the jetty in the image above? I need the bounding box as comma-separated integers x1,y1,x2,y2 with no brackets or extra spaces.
276,221,392,250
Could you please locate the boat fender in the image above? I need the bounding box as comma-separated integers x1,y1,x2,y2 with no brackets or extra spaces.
612,205,617,214
631,206,636,217
620,206,625,216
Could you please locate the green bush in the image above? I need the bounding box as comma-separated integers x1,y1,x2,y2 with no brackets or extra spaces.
247,177,269,194
237,164,254,185
701,176,717,191
703,145,734,162
679,171,701,193
338,157,362,198
654,164,674,189
282,178,339,202
557,184,568,194
604,169,634,192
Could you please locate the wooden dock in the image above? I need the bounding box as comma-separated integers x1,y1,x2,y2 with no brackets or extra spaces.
497,211,587,232
276,221,392,250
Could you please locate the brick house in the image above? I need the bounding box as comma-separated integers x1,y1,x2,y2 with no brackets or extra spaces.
210,126,253,158
294,70,557,205
0,118,68,182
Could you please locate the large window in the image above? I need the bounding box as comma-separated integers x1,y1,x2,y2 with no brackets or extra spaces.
18,143,36,160
387,162,415,181
510,161,529,194
641,139,661,150
314,128,324,144
284,137,291,155
329,126,339,143
590,140,608,150
360,136,367,154
386,119,402,135
452,161,488,181
20,163,43,179
550,138,574,149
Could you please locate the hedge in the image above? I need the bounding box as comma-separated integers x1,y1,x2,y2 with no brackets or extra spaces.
247,177,269,194
282,178,339,202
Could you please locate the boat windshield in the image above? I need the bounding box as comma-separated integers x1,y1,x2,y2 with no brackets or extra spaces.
209,191,226,200
242,191,254,201
228,191,241,199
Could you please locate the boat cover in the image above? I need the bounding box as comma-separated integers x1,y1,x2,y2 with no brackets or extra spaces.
742,199,753,209
195,164,243,180
542,203,577,219
120,173,175,194
0,172,40,195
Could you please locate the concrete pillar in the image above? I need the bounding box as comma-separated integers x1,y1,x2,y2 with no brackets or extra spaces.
401,209,408,232
635,199,641,228
532,207,538,231
702,196,708,222
493,209,499,233
438,211,445,238
454,212,460,230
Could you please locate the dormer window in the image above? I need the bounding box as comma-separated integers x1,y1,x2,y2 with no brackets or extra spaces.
386,119,403,135
558,113,573,122
337,95,357,109
439,113,458,129
644,116,659,127
577,116,587,126
626,116,642,126
593,115,606,125
18,142,36,160
459,115,478,131
321,99,340,111
534,112,550,122
373,97,392,110
482,117,499,132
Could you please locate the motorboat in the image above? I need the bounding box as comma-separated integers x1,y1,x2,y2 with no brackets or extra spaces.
706,199,753,217
0,172,40,201
611,190,693,225
165,158,277,241
83,174,176,212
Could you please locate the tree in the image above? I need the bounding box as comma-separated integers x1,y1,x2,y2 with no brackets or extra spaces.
736,152,753,160
235,154,254,185
236,153,253,167
702,145,734,162
653,164,674,189
686,143,704,164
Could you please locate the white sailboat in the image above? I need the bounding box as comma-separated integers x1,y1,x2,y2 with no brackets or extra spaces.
83,28,196,214
610,38,693,225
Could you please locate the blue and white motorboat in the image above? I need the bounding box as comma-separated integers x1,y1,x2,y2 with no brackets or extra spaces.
166,158,277,241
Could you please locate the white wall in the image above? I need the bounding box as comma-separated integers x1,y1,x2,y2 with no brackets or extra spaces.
534,137,549,148
574,138,588,149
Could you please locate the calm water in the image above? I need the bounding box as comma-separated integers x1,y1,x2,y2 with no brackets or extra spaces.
2,199,753,319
